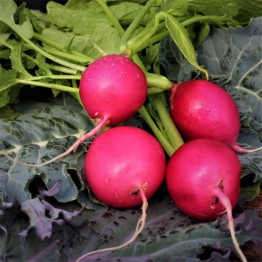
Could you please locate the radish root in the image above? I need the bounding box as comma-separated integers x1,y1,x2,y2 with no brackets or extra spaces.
232,144,262,154
75,189,148,262
7,117,109,167
212,187,247,262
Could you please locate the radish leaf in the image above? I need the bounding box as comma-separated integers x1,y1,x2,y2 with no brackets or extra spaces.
18,198,83,240
0,95,93,203
1,194,261,261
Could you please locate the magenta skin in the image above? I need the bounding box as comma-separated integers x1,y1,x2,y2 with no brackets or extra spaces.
79,54,147,126
166,139,241,221
170,80,240,148
84,126,166,208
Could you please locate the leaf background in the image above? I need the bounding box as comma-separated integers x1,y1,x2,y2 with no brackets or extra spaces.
197,18,262,135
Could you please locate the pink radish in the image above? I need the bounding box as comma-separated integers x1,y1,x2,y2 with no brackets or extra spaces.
76,126,166,261
85,126,166,207
170,79,261,153
18,54,147,167
166,138,246,262
79,54,147,126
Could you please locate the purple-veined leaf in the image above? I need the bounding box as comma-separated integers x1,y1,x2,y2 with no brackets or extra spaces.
1,193,262,261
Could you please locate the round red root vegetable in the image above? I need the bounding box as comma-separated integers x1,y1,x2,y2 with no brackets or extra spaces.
170,79,261,153
80,54,147,125
166,138,240,221
166,138,247,262
75,126,166,261
85,126,166,208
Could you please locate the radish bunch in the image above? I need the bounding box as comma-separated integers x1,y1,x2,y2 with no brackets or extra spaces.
76,67,247,260
16,53,249,261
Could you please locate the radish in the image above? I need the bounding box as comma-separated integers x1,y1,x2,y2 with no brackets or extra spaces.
79,54,147,126
76,126,166,261
166,139,246,262
18,54,148,167
170,79,261,153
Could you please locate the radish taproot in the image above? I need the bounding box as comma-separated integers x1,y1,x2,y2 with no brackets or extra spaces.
19,54,148,167
166,139,246,262
76,126,166,261
170,79,261,153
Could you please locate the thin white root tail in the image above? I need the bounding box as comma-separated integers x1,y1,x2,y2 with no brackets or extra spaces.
233,144,262,154
244,146,262,153
75,189,148,262
212,187,247,262
6,117,109,167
